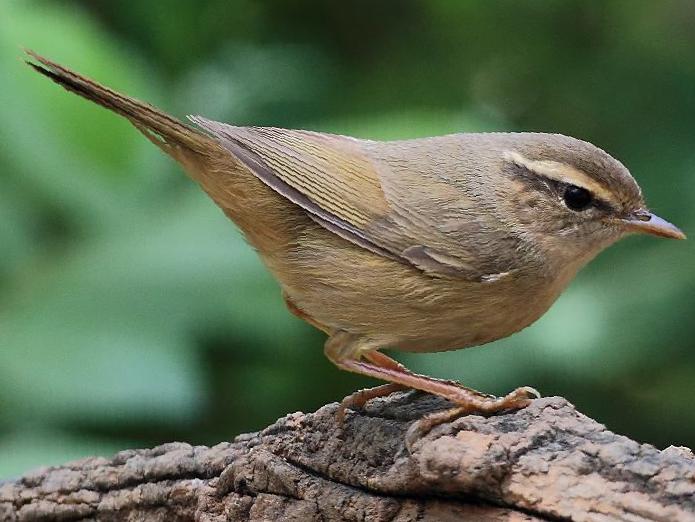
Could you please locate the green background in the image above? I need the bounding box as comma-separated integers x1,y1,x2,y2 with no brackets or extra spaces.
1,1,694,479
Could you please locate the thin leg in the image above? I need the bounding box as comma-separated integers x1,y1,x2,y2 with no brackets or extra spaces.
326,331,538,416
336,383,409,423
364,351,493,400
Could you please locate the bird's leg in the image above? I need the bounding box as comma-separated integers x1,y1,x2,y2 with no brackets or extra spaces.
335,383,410,424
326,331,539,421
364,350,493,399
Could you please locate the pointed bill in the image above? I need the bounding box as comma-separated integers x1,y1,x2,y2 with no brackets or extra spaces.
621,210,686,240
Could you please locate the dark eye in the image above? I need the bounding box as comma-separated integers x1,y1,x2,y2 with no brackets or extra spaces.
563,185,593,211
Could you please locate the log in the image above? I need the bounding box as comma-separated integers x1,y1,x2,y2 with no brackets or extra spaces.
1,393,694,521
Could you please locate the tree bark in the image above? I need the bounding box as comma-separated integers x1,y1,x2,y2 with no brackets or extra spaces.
1,393,694,521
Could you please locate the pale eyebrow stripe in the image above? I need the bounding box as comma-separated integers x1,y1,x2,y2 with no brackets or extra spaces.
503,151,618,205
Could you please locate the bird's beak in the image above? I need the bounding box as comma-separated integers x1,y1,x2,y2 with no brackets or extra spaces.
619,209,686,240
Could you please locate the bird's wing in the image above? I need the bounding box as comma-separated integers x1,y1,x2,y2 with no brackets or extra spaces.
190,118,518,281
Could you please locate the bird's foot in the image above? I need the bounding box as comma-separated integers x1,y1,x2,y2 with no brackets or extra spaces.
325,337,539,440
336,383,410,424
405,386,540,451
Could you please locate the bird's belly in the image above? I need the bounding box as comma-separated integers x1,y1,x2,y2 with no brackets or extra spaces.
378,280,554,353
270,227,562,353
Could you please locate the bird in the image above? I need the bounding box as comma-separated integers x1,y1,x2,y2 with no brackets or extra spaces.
25,51,685,418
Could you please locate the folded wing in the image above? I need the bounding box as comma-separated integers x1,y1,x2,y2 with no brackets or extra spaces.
190,118,519,281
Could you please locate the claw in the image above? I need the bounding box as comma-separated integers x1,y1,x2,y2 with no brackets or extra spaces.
405,386,541,452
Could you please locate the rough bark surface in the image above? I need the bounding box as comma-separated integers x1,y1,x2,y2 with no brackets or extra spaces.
1,394,694,522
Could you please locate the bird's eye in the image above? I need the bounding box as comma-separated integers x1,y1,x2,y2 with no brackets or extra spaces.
562,185,593,211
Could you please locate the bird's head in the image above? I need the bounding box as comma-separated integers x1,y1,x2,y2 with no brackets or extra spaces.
493,133,684,269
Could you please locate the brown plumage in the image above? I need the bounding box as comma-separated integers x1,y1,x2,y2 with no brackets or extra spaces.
26,51,685,416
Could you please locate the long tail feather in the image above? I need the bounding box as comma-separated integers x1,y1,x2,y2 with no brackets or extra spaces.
25,50,210,155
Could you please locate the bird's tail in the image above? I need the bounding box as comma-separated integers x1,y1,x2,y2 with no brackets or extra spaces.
24,50,312,261
24,50,212,158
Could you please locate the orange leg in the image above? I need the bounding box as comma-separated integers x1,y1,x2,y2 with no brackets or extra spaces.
326,331,538,419
336,383,409,423
364,351,493,399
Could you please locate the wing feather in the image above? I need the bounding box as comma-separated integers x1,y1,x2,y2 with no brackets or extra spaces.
190,117,520,281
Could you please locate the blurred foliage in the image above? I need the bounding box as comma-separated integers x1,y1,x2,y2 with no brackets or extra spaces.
1,0,695,479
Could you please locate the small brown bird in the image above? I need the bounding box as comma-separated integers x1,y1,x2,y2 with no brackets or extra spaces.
26,51,685,416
